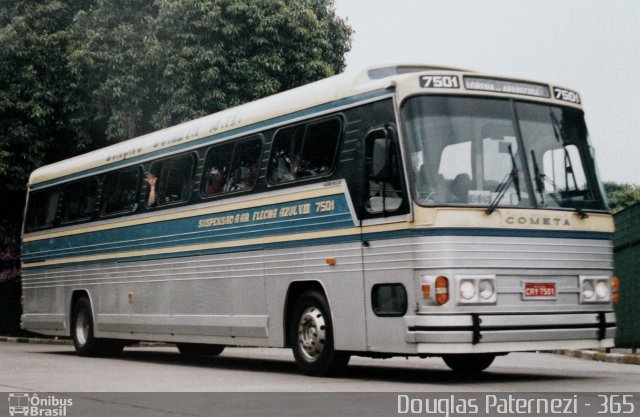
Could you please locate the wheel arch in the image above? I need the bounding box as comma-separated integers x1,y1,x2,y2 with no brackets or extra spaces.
283,280,328,348
68,289,93,333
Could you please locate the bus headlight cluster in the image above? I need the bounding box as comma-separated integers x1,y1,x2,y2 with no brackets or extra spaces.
456,276,497,305
580,276,611,303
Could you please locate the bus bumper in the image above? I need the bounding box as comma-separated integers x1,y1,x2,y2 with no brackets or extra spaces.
405,311,616,354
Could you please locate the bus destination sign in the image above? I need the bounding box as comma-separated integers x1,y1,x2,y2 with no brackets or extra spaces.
464,76,550,98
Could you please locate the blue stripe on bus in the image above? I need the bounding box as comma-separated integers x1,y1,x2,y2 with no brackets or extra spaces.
30,88,394,190
21,194,354,263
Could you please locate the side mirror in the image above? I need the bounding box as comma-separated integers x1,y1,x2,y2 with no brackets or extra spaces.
372,136,392,181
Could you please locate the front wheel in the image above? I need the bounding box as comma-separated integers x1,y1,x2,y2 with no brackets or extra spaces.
290,290,350,376
442,353,496,373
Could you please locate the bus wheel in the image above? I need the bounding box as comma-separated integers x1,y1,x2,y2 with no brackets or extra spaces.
71,297,124,357
177,343,225,359
442,353,496,373
290,290,350,376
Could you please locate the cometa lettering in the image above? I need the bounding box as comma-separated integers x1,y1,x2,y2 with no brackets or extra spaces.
505,216,571,226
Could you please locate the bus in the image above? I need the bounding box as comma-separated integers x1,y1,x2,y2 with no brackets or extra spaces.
21,64,617,376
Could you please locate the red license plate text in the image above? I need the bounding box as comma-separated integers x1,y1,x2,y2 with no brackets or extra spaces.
523,282,556,299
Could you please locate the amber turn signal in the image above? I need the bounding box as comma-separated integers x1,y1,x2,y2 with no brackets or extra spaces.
612,276,620,303
435,276,449,305
421,284,431,299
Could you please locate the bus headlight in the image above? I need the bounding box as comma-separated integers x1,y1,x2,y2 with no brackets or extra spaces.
459,280,476,300
582,280,595,300
580,276,611,303
595,281,609,299
456,275,497,305
479,280,495,300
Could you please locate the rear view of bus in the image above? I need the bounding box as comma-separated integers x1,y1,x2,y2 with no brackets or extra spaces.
392,70,617,372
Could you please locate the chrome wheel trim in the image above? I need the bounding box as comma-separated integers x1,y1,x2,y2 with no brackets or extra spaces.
297,306,326,362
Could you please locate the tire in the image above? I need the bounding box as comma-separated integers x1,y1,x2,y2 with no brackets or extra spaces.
442,353,496,373
289,290,350,376
71,296,124,357
177,343,225,359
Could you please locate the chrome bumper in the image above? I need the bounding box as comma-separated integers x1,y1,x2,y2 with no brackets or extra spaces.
405,312,616,354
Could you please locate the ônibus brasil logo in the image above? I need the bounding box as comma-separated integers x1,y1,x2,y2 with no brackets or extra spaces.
8,393,73,417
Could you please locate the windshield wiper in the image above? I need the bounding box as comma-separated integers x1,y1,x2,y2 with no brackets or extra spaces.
530,150,546,205
486,144,520,215
530,150,566,208
548,111,589,218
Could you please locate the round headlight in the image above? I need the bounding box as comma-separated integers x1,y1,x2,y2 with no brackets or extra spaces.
582,280,595,300
595,281,609,299
479,280,495,299
460,280,476,300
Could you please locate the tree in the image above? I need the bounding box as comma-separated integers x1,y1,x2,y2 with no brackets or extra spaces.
0,1,90,195
604,182,640,213
64,0,352,139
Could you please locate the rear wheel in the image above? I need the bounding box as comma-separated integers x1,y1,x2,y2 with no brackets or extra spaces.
290,290,350,376
177,343,225,359
71,297,124,357
442,353,496,373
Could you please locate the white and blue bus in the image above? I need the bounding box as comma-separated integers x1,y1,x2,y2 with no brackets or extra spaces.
21,65,617,375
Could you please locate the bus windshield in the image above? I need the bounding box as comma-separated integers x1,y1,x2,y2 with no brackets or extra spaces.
401,96,606,211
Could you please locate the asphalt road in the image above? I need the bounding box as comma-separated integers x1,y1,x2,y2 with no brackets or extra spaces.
1,342,639,393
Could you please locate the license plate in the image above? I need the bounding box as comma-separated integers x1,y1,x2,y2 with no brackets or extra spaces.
523,282,557,300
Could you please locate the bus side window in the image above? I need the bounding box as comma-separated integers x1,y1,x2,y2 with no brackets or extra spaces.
100,167,141,216
148,153,195,207
364,127,406,215
25,188,60,231
268,117,341,184
61,177,98,223
269,126,305,183
201,143,234,196
226,136,262,192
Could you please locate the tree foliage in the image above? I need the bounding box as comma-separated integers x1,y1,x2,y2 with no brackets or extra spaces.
604,182,640,213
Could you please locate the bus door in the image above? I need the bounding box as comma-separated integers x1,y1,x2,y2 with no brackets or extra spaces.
360,125,413,352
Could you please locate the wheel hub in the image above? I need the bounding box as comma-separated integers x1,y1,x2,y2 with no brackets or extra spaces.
297,306,326,362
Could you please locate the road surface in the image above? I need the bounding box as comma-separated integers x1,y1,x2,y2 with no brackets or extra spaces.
1,342,638,392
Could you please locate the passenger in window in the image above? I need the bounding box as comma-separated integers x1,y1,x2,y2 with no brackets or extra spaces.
227,162,256,191
205,167,225,196
271,150,295,183
145,172,158,206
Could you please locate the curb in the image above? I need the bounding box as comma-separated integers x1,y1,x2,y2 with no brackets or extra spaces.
551,349,640,365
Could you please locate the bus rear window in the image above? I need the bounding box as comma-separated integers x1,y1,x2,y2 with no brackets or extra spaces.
25,188,60,232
